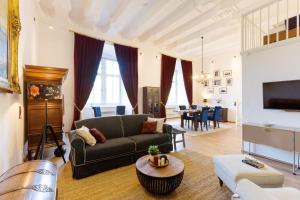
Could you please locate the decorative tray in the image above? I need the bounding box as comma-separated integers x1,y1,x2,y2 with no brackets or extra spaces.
148,159,169,168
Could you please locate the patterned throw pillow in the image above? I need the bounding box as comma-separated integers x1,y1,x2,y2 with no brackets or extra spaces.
141,121,157,134
76,126,96,146
147,117,165,133
90,128,107,143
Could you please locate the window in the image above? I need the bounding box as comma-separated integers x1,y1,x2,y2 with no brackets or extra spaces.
167,59,189,106
86,58,130,106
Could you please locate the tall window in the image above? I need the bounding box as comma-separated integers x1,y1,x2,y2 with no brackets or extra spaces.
86,58,130,106
167,59,189,106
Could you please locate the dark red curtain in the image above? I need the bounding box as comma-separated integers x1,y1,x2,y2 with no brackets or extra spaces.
73,33,105,127
160,54,176,118
114,44,139,114
181,59,193,106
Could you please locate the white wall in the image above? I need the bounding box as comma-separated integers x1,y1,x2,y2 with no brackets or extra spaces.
34,23,201,123
35,21,75,131
0,0,37,174
196,50,242,122
242,40,300,163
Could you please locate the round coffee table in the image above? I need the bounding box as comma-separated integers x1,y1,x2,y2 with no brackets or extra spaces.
135,154,184,195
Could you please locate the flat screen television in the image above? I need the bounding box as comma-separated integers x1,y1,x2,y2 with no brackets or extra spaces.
263,80,300,110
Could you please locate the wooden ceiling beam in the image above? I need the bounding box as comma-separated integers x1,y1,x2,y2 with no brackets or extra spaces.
166,17,237,50
138,0,195,42
120,0,169,39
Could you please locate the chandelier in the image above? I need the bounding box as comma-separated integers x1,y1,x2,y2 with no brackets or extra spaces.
194,36,211,83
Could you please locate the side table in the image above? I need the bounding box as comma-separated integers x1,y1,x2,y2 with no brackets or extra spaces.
172,126,186,151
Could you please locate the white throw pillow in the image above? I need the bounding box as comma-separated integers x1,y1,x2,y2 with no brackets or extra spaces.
147,117,165,133
76,126,96,146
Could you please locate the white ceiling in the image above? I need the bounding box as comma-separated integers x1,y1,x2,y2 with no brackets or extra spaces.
35,0,275,60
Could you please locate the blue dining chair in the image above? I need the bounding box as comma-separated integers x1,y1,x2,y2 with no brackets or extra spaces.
116,105,126,115
191,105,198,110
92,106,102,117
179,105,187,110
208,106,223,129
198,107,209,131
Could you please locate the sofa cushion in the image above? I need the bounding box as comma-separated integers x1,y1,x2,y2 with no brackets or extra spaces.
89,128,107,143
141,121,157,134
85,138,135,162
76,126,96,146
147,117,165,133
129,134,170,151
121,115,150,137
75,116,123,139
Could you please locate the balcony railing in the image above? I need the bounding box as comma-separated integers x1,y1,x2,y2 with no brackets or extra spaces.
242,0,300,52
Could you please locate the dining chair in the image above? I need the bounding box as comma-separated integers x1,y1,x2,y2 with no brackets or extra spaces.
191,105,198,110
116,105,126,115
208,106,222,129
92,106,102,117
179,105,187,110
198,107,209,131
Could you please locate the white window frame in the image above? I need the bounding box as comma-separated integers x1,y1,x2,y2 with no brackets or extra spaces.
87,57,126,107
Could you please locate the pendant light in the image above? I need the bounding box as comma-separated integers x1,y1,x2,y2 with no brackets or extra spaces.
194,36,211,83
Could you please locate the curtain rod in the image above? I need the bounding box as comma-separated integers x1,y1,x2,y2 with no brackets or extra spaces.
68,29,194,62
68,29,137,48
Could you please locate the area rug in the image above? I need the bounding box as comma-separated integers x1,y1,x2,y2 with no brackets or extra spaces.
57,150,232,200
167,120,236,137
185,123,236,137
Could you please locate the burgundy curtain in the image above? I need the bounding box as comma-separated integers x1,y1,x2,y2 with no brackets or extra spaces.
181,59,193,106
73,33,105,127
160,54,176,118
114,44,139,114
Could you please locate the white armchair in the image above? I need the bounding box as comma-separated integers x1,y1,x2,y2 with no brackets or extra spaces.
234,179,300,200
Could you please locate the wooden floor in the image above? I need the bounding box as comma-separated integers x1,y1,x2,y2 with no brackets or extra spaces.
51,119,300,198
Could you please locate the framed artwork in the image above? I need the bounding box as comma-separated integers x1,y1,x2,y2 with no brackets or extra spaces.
202,79,209,87
223,70,232,77
214,70,220,77
207,88,214,94
226,78,233,86
219,87,227,94
0,0,21,93
213,79,221,87
27,83,62,100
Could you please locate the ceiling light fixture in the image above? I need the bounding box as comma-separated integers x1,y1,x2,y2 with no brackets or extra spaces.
194,36,212,83
48,26,54,30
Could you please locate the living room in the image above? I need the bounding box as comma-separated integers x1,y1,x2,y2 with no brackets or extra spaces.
0,0,300,199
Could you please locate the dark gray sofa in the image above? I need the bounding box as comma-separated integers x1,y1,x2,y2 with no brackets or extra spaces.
69,114,173,179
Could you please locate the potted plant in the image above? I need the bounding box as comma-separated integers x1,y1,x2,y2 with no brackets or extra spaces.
148,145,160,165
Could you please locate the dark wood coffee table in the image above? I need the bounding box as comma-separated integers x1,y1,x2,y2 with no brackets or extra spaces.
135,155,184,195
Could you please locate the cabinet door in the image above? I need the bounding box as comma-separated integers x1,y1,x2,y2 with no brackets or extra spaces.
27,100,63,149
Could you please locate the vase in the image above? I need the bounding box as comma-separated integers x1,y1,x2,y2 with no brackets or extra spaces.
150,154,159,165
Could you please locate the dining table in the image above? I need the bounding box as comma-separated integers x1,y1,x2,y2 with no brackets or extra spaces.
176,107,215,131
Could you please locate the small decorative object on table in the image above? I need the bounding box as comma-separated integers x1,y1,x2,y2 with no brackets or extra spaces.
148,154,169,168
148,145,160,164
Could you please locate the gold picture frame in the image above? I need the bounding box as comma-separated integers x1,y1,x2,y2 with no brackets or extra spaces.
0,0,21,93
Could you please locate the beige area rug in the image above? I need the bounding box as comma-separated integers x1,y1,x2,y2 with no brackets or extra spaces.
167,120,236,137
58,150,232,200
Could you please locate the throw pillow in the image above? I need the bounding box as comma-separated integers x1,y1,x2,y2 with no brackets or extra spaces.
90,128,107,143
76,126,96,146
147,117,165,133
141,121,157,134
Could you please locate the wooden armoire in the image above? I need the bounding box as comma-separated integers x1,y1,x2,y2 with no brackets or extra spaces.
143,87,160,118
24,65,68,159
